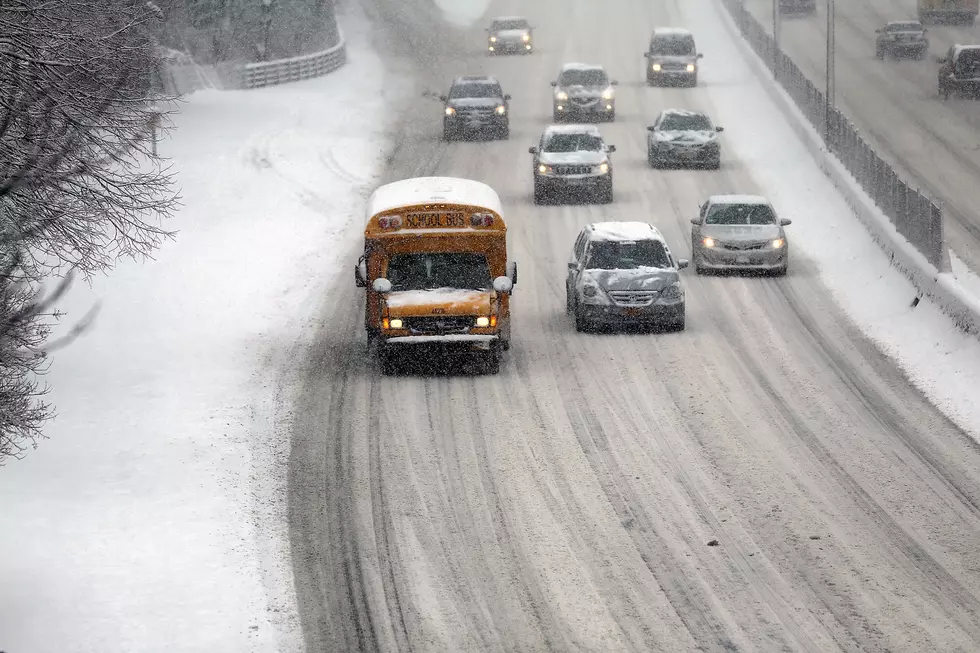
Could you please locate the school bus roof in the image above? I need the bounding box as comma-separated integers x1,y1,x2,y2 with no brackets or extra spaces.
366,177,504,219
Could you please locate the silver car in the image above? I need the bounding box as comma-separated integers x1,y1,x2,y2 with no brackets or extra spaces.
691,195,791,276
487,16,534,55
551,63,618,122
566,222,688,332
647,109,723,169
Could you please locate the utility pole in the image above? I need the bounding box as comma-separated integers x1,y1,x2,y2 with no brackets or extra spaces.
773,0,780,79
825,0,836,142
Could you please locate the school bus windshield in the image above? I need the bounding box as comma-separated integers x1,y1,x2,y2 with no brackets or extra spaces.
387,252,492,291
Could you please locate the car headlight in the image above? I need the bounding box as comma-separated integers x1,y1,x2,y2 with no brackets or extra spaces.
582,284,599,297
702,237,716,248
772,238,785,249
489,36,497,42
538,164,551,174
522,33,530,42
475,316,491,327
388,318,404,329
445,106,455,116
597,162,609,174
652,63,662,72
686,64,696,72
602,89,614,100
661,282,683,300
556,91,569,101
495,105,506,115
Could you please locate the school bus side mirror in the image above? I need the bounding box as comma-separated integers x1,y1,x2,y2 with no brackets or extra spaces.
493,276,513,294
372,278,393,293
506,261,518,285
354,260,367,287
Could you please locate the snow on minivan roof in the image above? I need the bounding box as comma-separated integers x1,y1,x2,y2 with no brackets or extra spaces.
588,222,665,242
367,177,503,219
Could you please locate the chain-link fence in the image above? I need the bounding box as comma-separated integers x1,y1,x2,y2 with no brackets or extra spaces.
720,0,946,269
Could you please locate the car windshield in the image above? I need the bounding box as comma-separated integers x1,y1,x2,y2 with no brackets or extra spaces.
386,253,492,291
705,203,777,225
449,84,501,99
585,240,671,270
558,69,608,86
543,133,604,152
660,113,713,131
650,38,695,55
887,23,921,32
492,19,528,30
956,50,980,71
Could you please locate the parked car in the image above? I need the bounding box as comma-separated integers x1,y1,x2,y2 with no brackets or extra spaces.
690,195,791,275
529,124,615,204
645,27,702,87
440,75,511,140
486,16,533,55
938,44,980,99
551,63,618,122
647,109,724,169
566,222,688,332
875,21,929,59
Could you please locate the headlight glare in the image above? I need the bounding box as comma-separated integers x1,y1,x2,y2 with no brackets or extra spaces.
703,237,716,248
652,63,662,71
475,316,491,327
538,164,549,174
602,89,614,100
772,238,785,249
489,36,497,42
687,64,696,72
495,105,506,115
522,33,530,42
598,162,609,174
388,318,404,329
557,91,569,100
445,106,455,116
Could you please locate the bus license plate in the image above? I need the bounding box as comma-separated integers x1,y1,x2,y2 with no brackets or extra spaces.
405,212,466,229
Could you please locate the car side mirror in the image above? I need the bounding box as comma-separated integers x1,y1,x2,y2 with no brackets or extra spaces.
875,28,882,33
647,125,656,131
504,94,512,100
691,218,702,225
677,259,689,270
697,53,704,59
439,95,448,102
644,52,652,58
528,146,537,154
372,278,392,294
611,80,619,85
567,261,578,270
937,57,947,63
550,80,557,86
354,261,367,287
716,126,724,132
506,261,518,285
607,145,616,153
780,218,792,226
492,276,513,294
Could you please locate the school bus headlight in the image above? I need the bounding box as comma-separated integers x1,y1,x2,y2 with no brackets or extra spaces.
387,318,403,329
475,316,491,327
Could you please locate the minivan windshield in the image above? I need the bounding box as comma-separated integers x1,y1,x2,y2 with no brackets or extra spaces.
387,253,491,291
543,133,603,152
705,203,777,226
650,37,695,56
558,69,608,86
585,240,671,270
449,83,501,99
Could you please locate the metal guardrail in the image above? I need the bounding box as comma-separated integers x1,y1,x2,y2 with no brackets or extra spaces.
242,33,347,89
720,0,946,269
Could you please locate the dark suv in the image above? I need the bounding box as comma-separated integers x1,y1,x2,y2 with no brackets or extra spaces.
875,21,928,59
440,76,511,140
645,28,702,87
529,125,615,204
938,45,980,99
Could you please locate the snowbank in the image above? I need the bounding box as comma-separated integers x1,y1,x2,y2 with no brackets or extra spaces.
0,4,409,652
683,0,980,440
432,0,491,27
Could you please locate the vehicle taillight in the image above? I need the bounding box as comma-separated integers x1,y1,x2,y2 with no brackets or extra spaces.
470,213,494,227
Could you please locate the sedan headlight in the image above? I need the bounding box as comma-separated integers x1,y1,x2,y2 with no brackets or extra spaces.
602,88,614,100
652,63,662,72
495,105,506,115
489,36,497,42
445,106,456,116
686,64,696,72
556,91,569,101
661,282,683,300
597,162,609,174
702,237,716,248
772,238,785,249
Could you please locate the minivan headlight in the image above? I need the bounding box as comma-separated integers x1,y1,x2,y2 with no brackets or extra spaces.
661,282,683,300
582,284,599,297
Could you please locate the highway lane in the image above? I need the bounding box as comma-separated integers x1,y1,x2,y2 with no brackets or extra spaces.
743,0,980,274
285,0,980,650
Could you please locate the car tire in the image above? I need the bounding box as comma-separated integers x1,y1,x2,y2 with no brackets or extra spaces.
553,110,562,122
706,158,721,170
772,264,788,277
443,127,456,141
498,126,510,140
607,111,616,122
483,348,501,375
940,84,949,100
668,314,686,332
533,180,548,205
598,179,614,204
689,76,698,88
574,310,589,333
566,286,576,314
379,349,397,376
875,46,885,59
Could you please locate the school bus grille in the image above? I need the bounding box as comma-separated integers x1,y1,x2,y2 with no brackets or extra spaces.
408,317,473,334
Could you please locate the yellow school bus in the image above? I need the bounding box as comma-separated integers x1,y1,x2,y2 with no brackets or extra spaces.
354,177,517,374
918,0,978,24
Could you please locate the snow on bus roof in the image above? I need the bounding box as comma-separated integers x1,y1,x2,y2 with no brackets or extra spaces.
367,177,503,219
589,222,665,242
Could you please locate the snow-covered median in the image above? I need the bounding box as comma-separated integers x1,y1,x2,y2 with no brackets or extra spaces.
432,0,491,27
683,0,980,441
0,5,408,652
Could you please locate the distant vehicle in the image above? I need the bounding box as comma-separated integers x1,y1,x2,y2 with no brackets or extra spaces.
690,195,791,276
486,16,533,54
551,63,618,122
566,222,688,333
355,177,518,374
938,44,980,99
647,109,724,169
529,124,615,204
875,21,929,59
645,27,702,87
779,0,816,15
918,0,978,25
440,76,511,140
